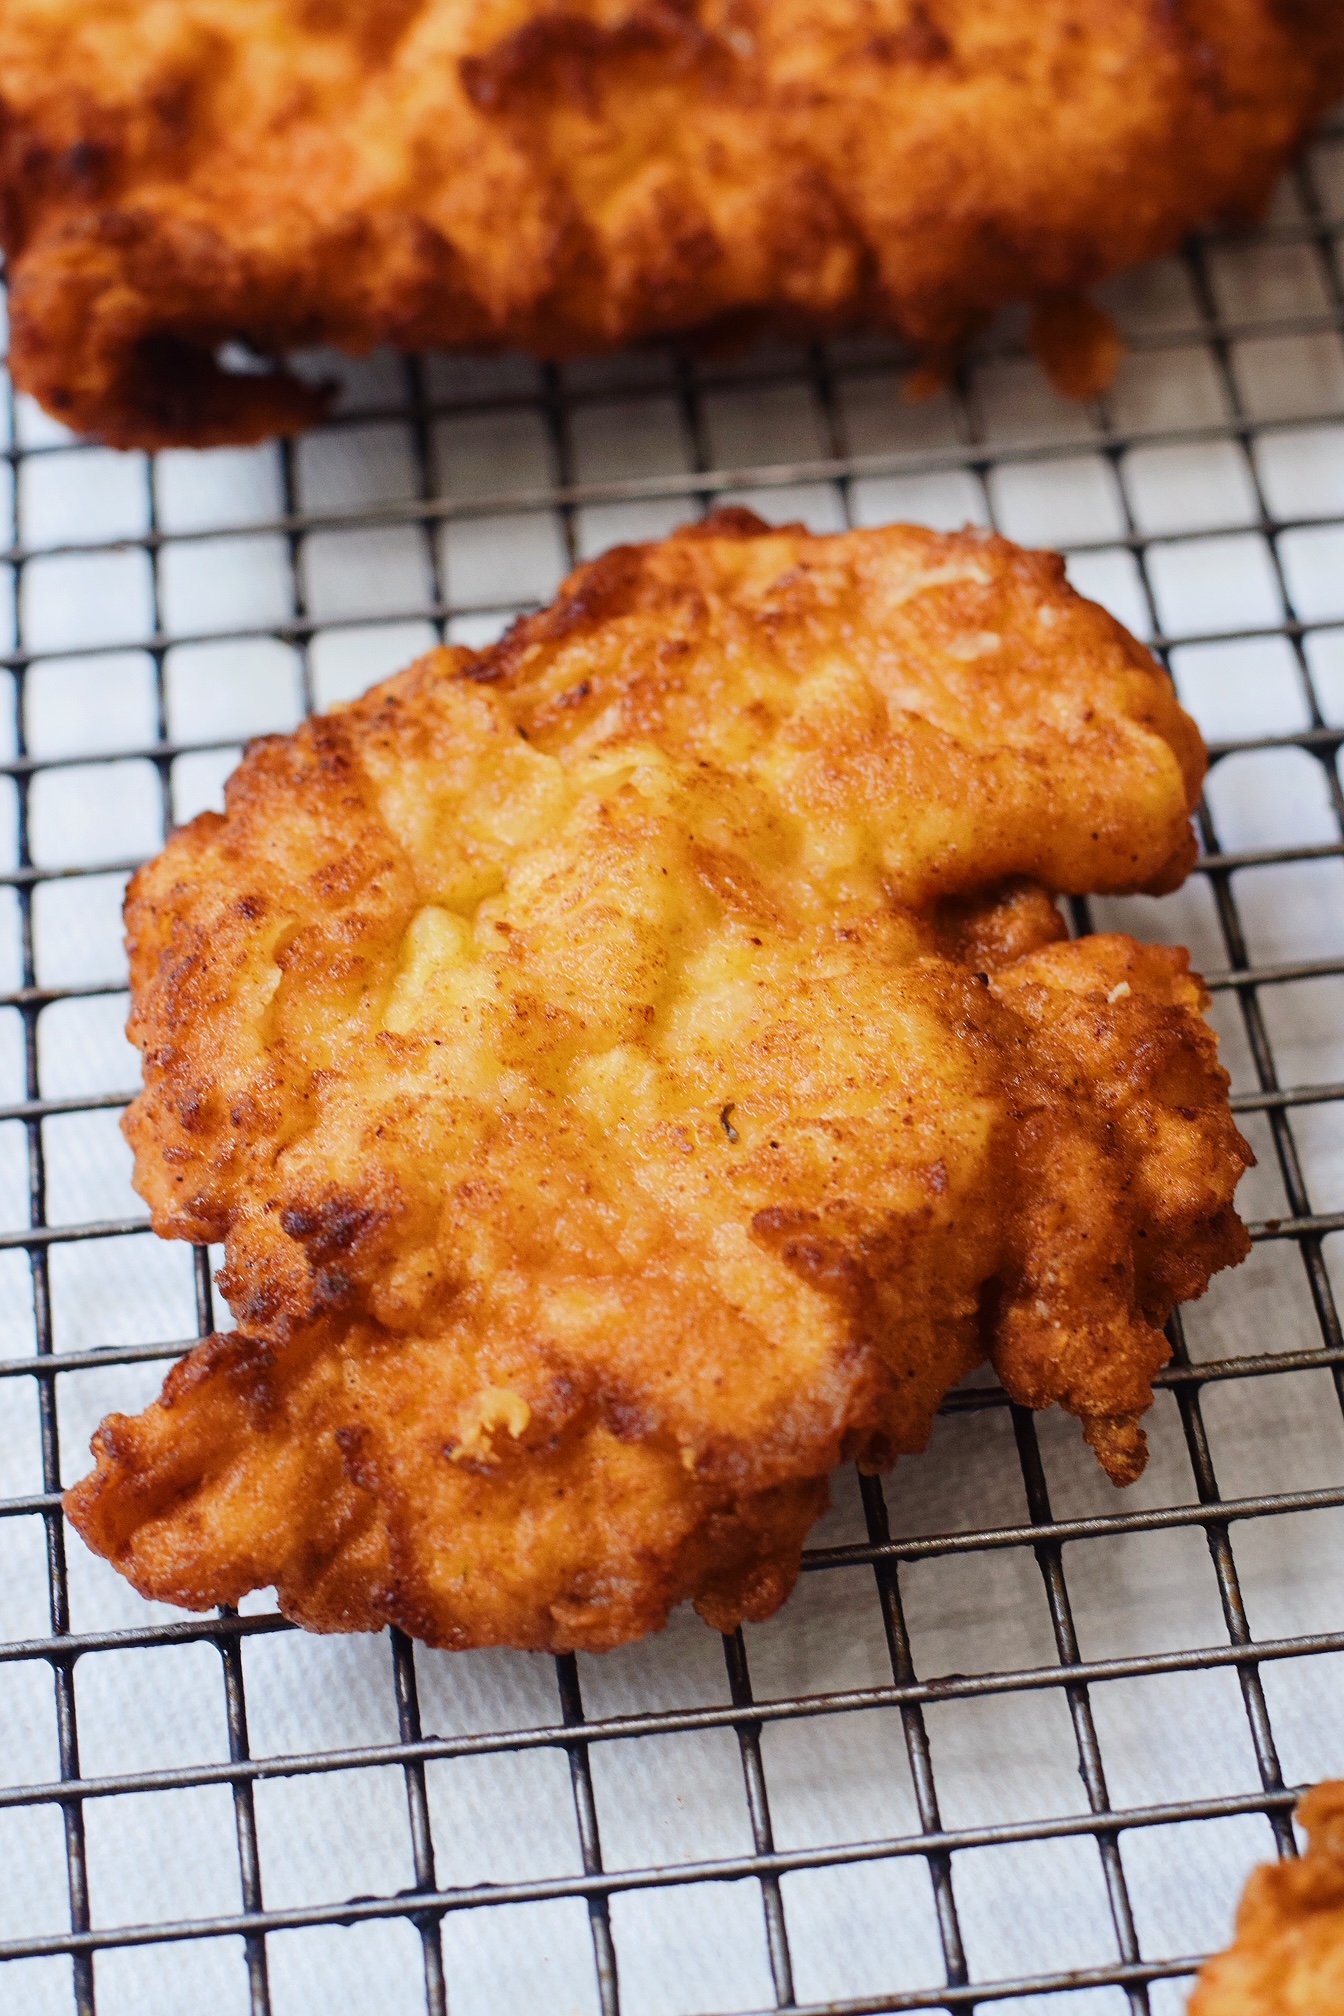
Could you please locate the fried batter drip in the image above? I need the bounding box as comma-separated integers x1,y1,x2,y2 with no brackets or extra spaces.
1,1,1342,443
65,516,1251,1650
1190,1784,1344,2015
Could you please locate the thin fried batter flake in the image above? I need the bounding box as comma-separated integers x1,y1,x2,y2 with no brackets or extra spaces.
1191,1784,1344,2015
1,1,1342,443
66,514,1252,1651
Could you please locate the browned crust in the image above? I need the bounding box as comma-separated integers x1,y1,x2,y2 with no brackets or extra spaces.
1190,1783,1344,2014
64,515,1252,1650
1,0,1342,444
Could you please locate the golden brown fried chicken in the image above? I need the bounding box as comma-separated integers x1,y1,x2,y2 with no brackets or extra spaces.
2,0,1342,444
1190,1785,1344,2015
65,515,1251,1650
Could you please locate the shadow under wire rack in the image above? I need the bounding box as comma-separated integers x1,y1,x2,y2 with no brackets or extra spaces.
3,105,1344,2016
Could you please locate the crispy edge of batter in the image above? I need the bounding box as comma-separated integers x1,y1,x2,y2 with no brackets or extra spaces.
60,1320,839,1650
986,934,1252,1485
1189,1782,1344,2014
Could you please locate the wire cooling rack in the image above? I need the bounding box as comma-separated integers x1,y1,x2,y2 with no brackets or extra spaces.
3,112,1344,2016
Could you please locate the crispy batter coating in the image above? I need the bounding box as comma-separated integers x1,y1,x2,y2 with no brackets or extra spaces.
1190,1785,1344,2015
2,1,1342,444
65,515,1252,1650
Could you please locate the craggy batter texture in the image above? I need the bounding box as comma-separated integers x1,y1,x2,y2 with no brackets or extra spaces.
1190,1785,1344,2015
2,0,1343,444
66,515,1252,1651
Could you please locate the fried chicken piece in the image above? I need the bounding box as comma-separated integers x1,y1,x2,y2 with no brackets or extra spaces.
1190,1785,1344,2015
2,1,1341,445
65,515,1251,1650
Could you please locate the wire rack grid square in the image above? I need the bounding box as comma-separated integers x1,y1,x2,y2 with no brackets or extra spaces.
2,107,1344,2016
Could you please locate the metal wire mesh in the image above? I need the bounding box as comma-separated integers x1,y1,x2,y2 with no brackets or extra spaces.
3,105,1344,2016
